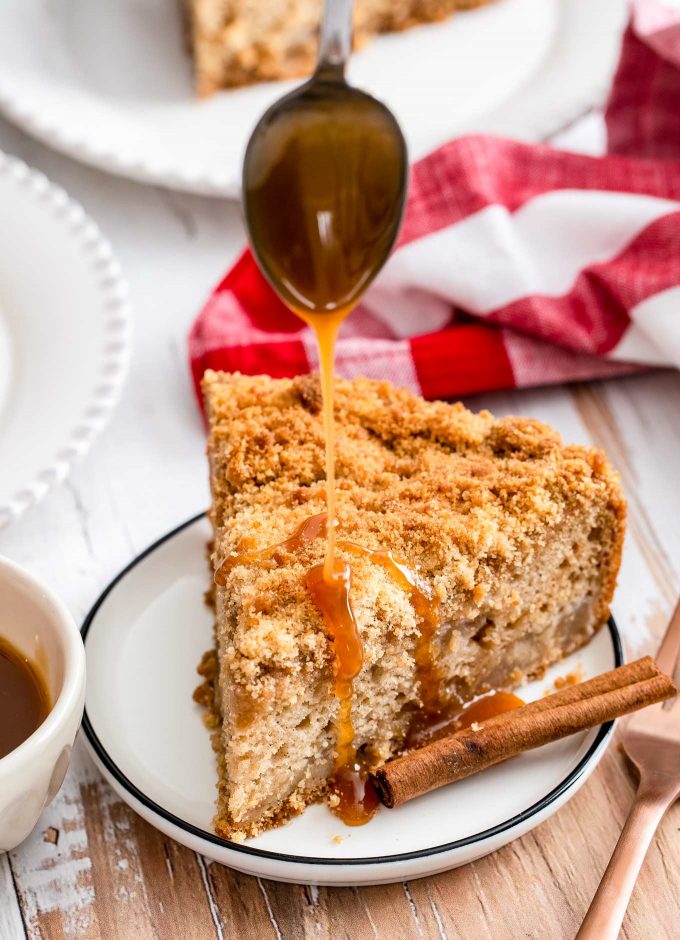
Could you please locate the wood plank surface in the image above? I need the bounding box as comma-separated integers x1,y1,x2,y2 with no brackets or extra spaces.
0,113,678,938
7,745,680,938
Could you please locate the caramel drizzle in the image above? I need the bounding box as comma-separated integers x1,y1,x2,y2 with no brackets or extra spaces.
214,513,327,586
405,690,525,749
299,311,380,822
214,513,378,824
312,540,447,824
213,515,452,825
337,541,446,717
294,308,350,577
306,559,378,824
216,523,446,715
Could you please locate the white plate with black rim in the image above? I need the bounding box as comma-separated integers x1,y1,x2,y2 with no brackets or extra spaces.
0,152,130,528
0,0,627,197
82,513,622,886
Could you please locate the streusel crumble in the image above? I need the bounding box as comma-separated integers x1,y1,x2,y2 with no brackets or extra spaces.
195,371,625,839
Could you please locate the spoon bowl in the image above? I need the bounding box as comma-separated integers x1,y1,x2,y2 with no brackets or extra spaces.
241,0,407,317
243,76,407,316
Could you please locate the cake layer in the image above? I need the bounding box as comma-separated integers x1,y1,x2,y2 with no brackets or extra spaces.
201,371,625,839
185,0,492,94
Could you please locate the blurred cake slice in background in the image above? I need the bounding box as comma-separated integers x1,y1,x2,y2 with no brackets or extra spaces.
184,0,494,95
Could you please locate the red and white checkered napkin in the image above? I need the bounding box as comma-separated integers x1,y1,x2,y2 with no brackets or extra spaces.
189,2,680,402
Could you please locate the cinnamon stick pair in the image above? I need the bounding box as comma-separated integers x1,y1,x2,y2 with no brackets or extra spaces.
370,657,676,809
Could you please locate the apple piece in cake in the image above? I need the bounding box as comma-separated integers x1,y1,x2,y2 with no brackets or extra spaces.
196,370,625,839
184,0,494,95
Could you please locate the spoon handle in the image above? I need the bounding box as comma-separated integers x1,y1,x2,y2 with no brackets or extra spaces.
317,0,354,74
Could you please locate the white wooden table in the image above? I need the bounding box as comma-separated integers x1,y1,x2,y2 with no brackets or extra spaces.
0,111,678,939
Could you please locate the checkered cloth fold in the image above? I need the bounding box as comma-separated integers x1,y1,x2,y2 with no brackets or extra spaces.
189,1,680,402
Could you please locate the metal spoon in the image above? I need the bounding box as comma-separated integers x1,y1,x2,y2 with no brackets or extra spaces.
241,0,408,317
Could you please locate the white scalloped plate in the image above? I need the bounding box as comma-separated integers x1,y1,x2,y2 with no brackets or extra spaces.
82,514,622,886
0,0,626,197
0,152,131,527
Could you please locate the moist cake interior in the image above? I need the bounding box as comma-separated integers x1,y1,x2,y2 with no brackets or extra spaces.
196,371,625,840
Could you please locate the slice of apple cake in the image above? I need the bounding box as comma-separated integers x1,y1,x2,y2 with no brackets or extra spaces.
195,370,625,839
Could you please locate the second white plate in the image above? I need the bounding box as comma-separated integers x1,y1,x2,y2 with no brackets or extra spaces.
0,0,626,197
0,152,130,528
82,513,622,886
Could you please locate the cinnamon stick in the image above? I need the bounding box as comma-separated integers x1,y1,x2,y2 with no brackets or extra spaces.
371,657,677,809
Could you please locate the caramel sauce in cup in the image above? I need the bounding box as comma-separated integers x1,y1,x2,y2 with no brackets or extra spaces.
0,636,50,760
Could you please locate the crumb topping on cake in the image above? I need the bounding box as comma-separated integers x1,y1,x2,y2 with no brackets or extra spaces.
203,370,625,689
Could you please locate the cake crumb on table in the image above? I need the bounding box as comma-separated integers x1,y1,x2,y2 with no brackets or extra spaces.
554,666,584,690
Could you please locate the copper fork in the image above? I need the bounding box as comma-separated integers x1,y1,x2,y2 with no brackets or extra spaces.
576,599,680,940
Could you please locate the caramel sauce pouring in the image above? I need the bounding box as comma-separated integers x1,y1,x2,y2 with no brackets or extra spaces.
239,0,521,831
242,0,407,825
215,513,327,585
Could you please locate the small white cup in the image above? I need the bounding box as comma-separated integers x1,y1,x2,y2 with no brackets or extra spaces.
0,556,85,851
